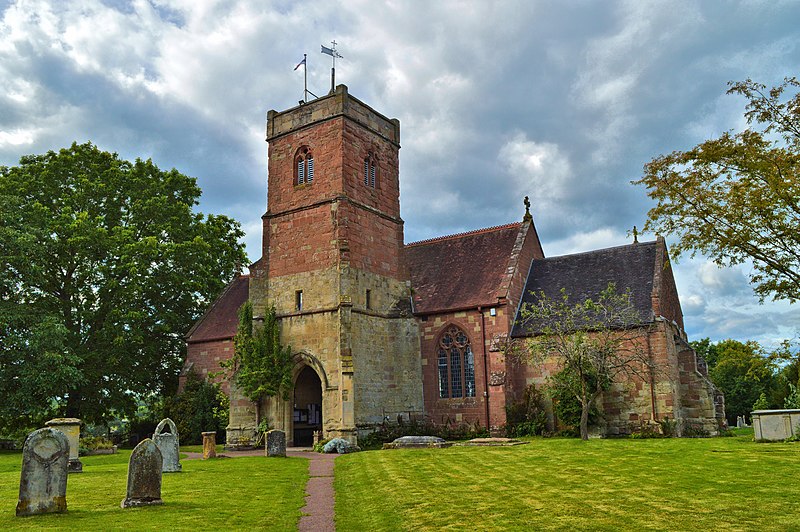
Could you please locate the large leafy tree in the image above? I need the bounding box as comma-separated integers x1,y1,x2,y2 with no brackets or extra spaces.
514,284,653,440
634,77,800,302
696,339,776,425
0,142,247,427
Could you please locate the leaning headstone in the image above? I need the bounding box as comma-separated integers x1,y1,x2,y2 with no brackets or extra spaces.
266,430,286,457
201,431,217,459
16,428,69,517
153,418,181,472
121,438,163,508
45,418,82,473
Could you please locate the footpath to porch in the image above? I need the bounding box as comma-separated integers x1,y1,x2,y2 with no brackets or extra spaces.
183,448,337,531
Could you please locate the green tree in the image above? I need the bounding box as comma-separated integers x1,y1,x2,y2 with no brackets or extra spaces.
634,77,800,302
514,284,653,440
161,370,229,445
226,301,293,403
0,142,247,426
707,339,776,424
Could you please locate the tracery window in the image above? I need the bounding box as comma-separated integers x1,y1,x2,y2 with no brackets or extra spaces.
363,154,377,188
295,147,314,185
437,326,475,399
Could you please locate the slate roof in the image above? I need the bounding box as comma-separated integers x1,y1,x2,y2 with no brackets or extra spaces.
186,275,249,343
511,241,658,337
405,223,523,314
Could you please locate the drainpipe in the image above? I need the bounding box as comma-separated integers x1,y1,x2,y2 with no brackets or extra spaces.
647,333,657,422
479,306,491,431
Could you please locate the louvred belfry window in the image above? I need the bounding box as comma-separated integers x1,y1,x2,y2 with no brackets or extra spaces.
363,154,377,188
437,326,476,399
295,147,314,185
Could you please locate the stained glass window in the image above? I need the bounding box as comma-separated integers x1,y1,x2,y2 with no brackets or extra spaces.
436,326,475,398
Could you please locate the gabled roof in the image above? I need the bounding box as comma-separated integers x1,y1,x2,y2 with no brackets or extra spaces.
186,275,249,343
405,223,524,314
512,241,658,337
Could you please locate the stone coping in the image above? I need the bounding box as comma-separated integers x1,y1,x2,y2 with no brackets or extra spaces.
752,409,800,415
45,418,82,426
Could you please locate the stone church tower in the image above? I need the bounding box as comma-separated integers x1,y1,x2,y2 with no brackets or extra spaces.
227,85,423,445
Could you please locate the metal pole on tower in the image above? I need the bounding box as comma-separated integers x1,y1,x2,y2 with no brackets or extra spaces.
321,41,343,95
303,54,308,102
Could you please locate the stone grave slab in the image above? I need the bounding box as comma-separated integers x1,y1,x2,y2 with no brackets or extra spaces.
382,435,453,449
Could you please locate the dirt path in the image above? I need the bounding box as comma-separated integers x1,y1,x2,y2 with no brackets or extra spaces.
183,447,337,531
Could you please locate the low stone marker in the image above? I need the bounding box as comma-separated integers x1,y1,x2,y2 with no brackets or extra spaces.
16,428,69,517
201,431,217,459
45,418,82,473
153,418,181,472
266,430,286,457
121,438,163,508
382,435,452,449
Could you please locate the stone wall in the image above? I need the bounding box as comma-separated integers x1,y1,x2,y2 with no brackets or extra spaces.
517,320,721,436
181,339,234,394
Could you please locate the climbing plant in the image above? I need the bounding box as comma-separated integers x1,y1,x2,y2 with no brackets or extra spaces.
224,301,294,403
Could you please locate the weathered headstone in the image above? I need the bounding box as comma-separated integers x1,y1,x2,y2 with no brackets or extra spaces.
121,438,163,508
201,431,217,459
16,428,69,517
153,418,181,472
45,418,82,473
266,430,286,457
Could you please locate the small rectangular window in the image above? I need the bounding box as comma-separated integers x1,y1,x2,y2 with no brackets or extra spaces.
297,160,305,184
307,158,314,183
295,290,303,311
364,160,369,185
370,164,376,188
366,289,371,310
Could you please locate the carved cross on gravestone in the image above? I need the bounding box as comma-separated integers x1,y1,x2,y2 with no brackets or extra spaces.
121,438,163,508
16,428,69,517
153,418,181,472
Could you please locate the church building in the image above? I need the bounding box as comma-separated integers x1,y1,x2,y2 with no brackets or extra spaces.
182,85,724,445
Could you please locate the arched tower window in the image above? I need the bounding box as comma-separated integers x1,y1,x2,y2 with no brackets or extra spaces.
295,147,314,185
363,153,377,188
436,325,475,399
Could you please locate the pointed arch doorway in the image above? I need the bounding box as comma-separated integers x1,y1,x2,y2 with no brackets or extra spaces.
293,365,323,447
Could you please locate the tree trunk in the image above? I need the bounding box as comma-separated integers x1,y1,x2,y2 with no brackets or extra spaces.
579,400,590,440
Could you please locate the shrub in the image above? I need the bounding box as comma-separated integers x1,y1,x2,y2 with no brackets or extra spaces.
547,367,600,434
683,423,710,438
505,384,548,437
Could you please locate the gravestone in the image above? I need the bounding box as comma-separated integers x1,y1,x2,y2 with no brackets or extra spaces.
153,418,181,472
45,418,82,473
16,428,69,517
121,438,163,508
201,431,217,459
382,435,452,449
266,430,286,457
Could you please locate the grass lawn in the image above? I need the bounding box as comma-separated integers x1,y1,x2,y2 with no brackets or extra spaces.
0,448,308,530
335,430,800,531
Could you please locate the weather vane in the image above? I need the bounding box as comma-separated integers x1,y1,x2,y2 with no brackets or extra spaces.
321,40,343,94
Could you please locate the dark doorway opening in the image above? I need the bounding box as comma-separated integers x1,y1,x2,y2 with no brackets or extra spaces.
293,366,322,446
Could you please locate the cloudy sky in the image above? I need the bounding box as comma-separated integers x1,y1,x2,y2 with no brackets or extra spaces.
1,0,798,348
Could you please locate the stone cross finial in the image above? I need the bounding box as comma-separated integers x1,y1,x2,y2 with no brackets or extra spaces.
523,196,532,222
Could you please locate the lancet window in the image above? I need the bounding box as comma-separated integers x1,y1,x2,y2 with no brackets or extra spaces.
295,147,314,185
